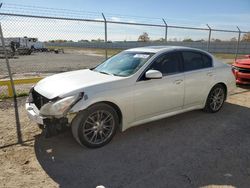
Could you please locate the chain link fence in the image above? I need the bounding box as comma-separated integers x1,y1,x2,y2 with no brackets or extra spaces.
0,3,249,147
0,4,249,97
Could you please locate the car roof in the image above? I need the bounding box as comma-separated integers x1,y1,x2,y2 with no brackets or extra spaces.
125,45,209,54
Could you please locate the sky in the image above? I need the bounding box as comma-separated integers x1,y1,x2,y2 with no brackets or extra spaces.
0,0,249,41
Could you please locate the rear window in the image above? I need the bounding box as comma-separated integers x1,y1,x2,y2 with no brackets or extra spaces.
182,51,212,71
202,54,213,68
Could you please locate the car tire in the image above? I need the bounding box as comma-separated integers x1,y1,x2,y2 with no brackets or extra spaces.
203,84,226,113
71,103,119,148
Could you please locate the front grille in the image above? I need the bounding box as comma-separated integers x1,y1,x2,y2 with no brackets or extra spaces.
241,78,250,82
235,67,250,74
239,68,250,73
32,89,50,109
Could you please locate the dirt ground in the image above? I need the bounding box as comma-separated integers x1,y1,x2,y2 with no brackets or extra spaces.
0,85,250,188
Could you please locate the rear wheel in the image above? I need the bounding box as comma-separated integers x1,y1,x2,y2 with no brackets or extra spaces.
71,103,119,148
203,84,226,113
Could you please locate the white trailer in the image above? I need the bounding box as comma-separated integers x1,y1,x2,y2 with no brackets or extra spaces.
1,37,45,49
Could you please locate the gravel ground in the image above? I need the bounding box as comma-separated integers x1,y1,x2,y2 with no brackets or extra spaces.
0,85,250,188
0,50,105,79
0,50,105,96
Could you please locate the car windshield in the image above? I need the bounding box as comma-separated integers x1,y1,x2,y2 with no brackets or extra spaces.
93,51,154,77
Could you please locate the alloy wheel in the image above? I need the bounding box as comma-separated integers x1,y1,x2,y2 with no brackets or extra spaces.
209,87,225,111
82,110,115,145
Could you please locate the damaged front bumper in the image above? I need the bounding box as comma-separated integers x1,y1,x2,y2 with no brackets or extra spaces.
26,102,45,125
25,101,75,137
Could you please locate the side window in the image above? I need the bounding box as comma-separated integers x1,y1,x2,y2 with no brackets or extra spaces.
182,51,212,71
202,54,212,68
149,52,182,75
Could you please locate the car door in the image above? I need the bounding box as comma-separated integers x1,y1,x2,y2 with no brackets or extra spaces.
181,51,214,108
133,51,185,121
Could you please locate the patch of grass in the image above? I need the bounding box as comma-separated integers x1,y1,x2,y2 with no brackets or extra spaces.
213,53,235,59
47,46,245,60
107,49,122,57
16,92,29,97
0,94,11,99
46,46,122,57
213,53,238,59
0,92,29,100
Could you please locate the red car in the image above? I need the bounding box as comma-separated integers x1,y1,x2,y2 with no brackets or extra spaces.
232,55,250,84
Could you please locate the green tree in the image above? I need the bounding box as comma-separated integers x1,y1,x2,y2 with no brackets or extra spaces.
212,38,221,42
242,33,250,42
230,37,237,42
183,38,193,42
138,32,150,42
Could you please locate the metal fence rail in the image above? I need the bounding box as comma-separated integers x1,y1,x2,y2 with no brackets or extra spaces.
0,12,249,56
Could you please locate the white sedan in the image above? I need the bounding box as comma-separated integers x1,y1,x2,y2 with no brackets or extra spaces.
26,46,235,148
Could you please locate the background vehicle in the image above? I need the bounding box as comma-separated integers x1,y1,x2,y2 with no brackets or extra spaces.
26,46,235,148
0,37,46,55
232,55,250,84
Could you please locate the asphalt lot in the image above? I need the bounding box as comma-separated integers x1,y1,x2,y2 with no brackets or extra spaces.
0,50,106,96
0,50,105,79
0,86,250,188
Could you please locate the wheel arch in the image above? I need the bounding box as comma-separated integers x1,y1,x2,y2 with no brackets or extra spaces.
203,82,228,113
203,82,228,108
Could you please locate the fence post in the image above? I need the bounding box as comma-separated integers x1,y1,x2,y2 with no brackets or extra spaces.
102,13,108,59
206,24,211,52
0,24,16,98
235,26,241,60
0,23,23,144
162,18,168,43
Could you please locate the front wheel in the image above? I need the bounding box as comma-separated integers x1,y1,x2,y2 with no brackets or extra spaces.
203,84,226,113
71,103,119,148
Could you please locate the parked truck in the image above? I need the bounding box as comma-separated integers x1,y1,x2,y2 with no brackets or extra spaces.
0,37,47,56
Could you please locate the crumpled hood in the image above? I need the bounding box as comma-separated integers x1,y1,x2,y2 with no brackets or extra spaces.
34,69,122,99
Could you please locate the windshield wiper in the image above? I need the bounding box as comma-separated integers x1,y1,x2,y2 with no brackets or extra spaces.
93,69,121,76
112,73,124,77
98,71,113,76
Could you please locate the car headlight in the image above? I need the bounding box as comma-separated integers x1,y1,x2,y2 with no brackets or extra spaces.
231,65,239,70
40,94,82,117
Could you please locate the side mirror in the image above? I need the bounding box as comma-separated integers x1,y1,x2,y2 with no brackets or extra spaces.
145,70,162,79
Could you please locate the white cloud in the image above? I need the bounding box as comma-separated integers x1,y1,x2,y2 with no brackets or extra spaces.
110,17,121,22
127,20,137,24
94,18,103,21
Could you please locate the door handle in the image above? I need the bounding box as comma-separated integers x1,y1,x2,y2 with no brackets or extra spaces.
173,79,183,85
207,72,213,76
